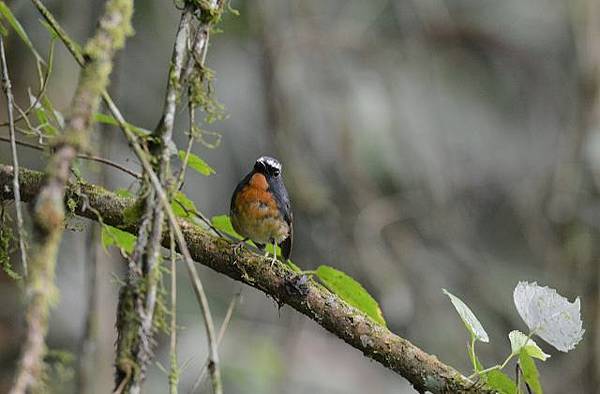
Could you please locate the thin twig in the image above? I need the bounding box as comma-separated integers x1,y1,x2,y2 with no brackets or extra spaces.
169,229,179,394
190,293,240,393
30,0,84,64
12,104,45,143
76,222,100,393
0,136,141,179
174,106,196,191
0,36,28,276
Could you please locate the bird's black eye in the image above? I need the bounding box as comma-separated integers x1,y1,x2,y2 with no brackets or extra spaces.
273,168,280,176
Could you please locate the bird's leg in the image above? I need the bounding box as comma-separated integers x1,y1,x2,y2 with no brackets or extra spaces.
233,238,249,256
270,239,278,267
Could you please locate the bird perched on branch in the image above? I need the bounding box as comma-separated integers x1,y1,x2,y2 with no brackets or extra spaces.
230,156,293,265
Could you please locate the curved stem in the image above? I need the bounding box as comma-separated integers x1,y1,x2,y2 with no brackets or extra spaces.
468,334,478,372
0,136,142,179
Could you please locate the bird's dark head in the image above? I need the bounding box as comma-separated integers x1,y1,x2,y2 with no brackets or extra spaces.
254,156,282,177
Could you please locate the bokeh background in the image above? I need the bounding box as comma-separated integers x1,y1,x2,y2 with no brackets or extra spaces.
1,0,599,393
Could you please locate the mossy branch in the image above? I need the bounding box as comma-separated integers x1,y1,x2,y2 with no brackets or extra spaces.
0,164,494,394
8,0,133,392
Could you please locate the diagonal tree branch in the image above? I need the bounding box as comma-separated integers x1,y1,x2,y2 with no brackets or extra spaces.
7,0,133,392
0,164,493,394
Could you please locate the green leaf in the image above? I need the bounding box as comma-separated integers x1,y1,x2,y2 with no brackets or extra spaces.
0,2,43,62
509,330,550,361
172,191,198,219
93,112,119,126
211,215,243,240
101,225,136,254
484,370,517,394
315,265,386,326
93,112,151,136
519,350,543,394
179,150,215,176
32,99,59,136
443,289,489,343
41,95,63,128
286,259,302,273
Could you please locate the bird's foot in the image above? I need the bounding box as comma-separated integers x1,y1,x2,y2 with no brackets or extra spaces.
233,238,248,256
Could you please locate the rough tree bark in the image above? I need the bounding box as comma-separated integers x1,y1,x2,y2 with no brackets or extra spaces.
0,165,493,394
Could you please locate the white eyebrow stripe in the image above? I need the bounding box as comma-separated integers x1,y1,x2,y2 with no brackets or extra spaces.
258,156,282,171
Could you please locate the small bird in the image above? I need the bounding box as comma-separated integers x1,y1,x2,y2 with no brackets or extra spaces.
230,156,293,264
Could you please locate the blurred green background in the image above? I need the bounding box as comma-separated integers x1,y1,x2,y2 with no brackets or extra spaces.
1,0,599,393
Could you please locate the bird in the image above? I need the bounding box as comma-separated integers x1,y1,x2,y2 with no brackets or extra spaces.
230,156,293,265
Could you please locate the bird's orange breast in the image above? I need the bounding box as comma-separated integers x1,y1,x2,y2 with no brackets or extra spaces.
234,173,278,218
231,172,289,243
249,173,269,190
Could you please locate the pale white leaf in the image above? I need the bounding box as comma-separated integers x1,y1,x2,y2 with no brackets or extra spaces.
513,281,584,352
508,330,550,361
443,289,489,343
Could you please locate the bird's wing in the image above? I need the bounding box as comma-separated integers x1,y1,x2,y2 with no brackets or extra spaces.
280,220,293,261
268,177,293,261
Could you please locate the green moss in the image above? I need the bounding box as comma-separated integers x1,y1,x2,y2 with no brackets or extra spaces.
122,198,145,226
66,198,77,214
114,244,170,385
42,350,76,393
0,214,22,281
84,0,134,57
115,285,142,380
190,0,224,25
189,65,226,124
152,270,169,334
